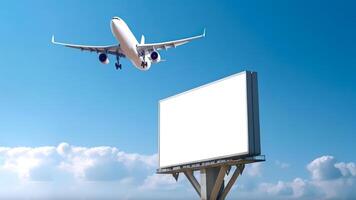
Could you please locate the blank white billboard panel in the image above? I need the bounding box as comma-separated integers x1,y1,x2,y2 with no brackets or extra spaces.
159,71,260,168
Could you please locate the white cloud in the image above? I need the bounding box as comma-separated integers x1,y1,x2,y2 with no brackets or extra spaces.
335,162,356,177
260,180,293,196
0,143,166,199
0,146,59,181
246,156,356,199
257,178,317,199
307,155,342,181
140,173,178,190
1,144,355,200
306,157,356,199
275,160,290,169
0,143,157,182
245,162,263,177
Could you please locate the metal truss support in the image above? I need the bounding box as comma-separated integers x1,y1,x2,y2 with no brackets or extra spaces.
184,170,201,196
161,156,265,200
219,164,245,200
182,164,245,200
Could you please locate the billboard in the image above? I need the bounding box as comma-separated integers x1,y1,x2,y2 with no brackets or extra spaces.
159,71,260,169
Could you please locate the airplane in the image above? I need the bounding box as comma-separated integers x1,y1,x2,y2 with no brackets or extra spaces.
52,16,205,71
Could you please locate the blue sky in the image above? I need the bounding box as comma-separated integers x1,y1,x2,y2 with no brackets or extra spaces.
0,0,355,199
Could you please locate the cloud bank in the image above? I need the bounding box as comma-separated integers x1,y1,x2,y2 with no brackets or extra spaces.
0,143,156,182
0,143,175,199
237,155,356,199
0,144,355,199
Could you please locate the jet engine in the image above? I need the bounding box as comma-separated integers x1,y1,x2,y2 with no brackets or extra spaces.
150,51,161,63
98,53,109,64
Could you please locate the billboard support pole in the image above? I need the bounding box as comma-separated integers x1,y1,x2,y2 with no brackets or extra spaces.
201,166,225,200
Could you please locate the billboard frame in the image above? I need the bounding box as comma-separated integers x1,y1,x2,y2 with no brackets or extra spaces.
158,71,261,170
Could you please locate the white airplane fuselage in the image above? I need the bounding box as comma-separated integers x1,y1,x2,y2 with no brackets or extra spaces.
110,18,150,70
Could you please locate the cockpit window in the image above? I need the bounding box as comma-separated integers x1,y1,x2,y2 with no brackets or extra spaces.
112,17,120,20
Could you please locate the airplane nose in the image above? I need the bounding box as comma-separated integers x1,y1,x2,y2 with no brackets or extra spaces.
111,17,121,28
111,19,119,28
110,18,121,35
112,16,121,21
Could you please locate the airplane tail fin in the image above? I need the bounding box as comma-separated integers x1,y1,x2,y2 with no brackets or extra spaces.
140,35,145,44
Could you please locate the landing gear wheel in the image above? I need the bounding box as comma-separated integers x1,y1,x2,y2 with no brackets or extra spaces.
141,61,148,68
115,62,122,70
115,55,122,70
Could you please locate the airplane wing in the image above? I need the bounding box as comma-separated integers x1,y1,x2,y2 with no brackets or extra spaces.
136,29,205,52
51,36,125,57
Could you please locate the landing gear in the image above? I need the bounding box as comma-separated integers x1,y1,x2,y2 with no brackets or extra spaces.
141,61,148,68
115,62,122,70
139,50,148,68
115,55,122,70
